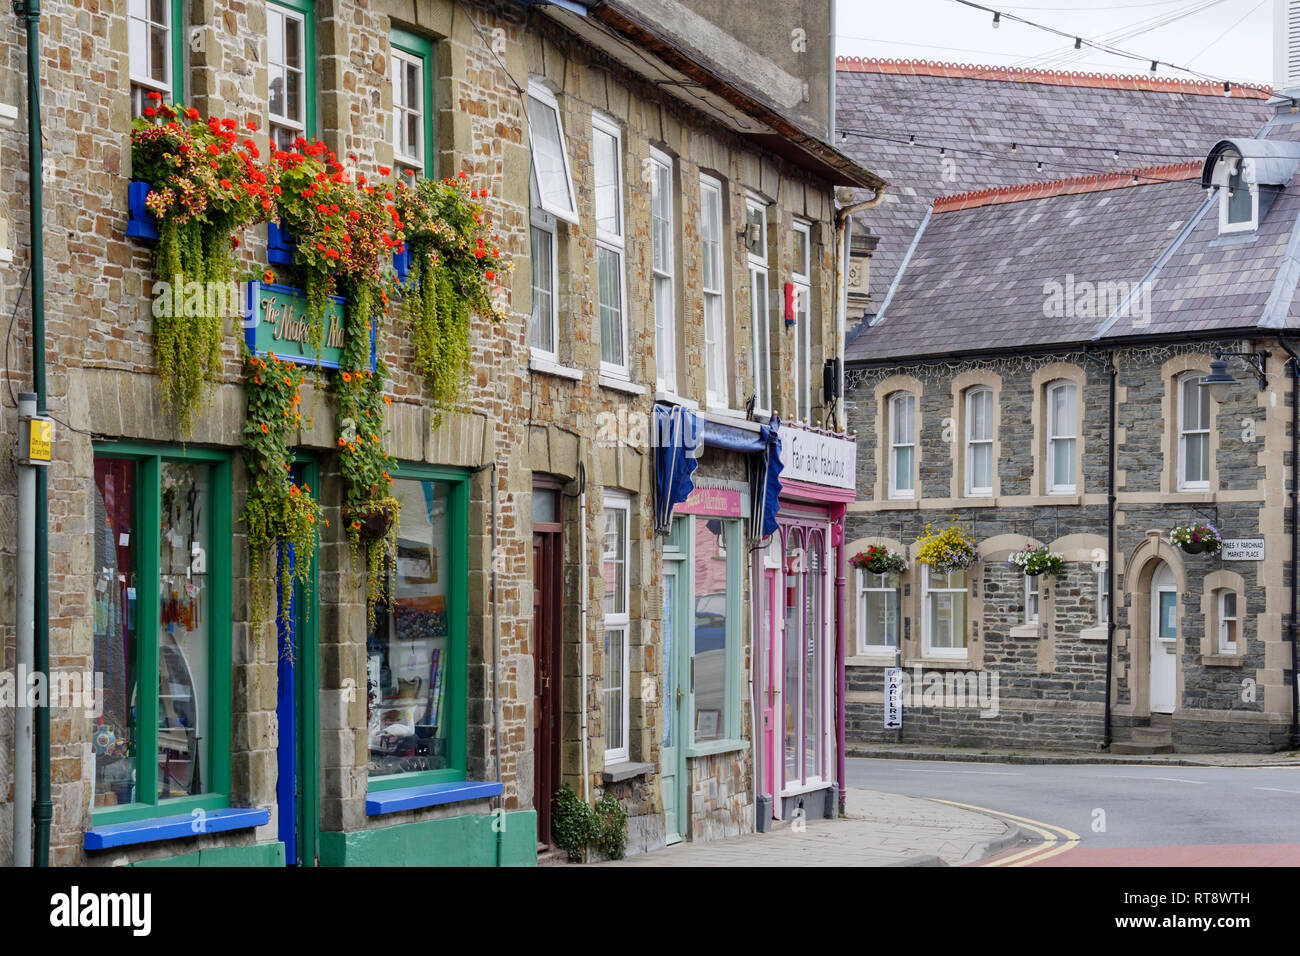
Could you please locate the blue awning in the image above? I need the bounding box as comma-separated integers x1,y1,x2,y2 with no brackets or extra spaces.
653,404,700,535
700,418,766,453
750,417,783,542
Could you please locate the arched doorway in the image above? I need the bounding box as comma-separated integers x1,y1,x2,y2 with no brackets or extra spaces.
1149,561,1178,713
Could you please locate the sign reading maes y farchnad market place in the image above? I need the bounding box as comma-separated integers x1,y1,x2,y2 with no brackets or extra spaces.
244,280,376,371
778,422,857,490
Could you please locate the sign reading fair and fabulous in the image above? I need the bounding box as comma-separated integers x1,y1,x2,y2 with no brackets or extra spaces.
778,423,856,491
244,280,375,371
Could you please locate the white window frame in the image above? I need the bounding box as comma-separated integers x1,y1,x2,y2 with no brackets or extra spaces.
965,386,994,498
700,174,728,409
529,175,559,361
602,491,631,763
593,115,629,377
747,195,771,417
792,221,813,422
267,4,307,149
888,391,916,500
1025,574,1039,625
129,0,173,115
391,47,425,177
1177,371,1211,492
921,566,968,659
1217,589,1239,654
526,81,579,225
651,148,678,394
857,570,900,654
1046,380,1078,494
1218,155,1259,235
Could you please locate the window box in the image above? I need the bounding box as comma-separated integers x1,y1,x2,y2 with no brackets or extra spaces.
268,220,296,265
393,245,412,283
126,181,159,242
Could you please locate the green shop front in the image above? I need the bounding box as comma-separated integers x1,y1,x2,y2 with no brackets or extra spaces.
84,276,531,866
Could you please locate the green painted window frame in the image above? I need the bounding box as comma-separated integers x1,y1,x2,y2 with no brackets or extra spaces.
389,26,437,179
127,0,186,103
268,0,317,139
682,505,749,759
366,463,470,792
89,441,234,826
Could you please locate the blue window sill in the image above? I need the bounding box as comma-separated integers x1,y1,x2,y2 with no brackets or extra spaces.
365,780,502,816
84,807,269,851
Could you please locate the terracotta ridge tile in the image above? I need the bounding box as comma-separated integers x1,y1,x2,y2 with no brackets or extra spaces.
930,161,1203,213
835,56,1272,100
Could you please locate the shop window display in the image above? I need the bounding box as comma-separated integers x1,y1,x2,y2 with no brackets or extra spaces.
367,477,451,776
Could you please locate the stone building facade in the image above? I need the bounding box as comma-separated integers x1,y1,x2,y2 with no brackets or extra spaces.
841,112,1300,754
0,0,880,865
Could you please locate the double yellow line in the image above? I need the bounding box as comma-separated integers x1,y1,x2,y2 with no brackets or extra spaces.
931,798,1081,867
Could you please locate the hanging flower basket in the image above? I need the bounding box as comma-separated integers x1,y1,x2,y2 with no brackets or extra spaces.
849,545,908,575
344,498,399,541
1169,521,1222,555
914,519,978,574
1008,543,1064,577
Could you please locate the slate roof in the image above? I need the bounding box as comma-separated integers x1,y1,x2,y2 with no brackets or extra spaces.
851,109,1300,365
837,57,1275,359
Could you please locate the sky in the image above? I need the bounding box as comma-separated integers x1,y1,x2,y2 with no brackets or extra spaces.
835,0,1274,88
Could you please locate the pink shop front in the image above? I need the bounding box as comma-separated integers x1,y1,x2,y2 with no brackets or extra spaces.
753,423,858,827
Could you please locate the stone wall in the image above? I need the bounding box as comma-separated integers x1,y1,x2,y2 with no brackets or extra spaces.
843,343,1292,754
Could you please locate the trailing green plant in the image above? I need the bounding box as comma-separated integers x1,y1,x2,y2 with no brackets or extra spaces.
335,276,400,628
131,99,276,435
395,173,508,415
551,783,602,861
240,350,320,658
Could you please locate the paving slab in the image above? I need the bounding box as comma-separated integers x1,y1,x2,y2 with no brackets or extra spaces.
601,788,1015,867
847,744,1300,768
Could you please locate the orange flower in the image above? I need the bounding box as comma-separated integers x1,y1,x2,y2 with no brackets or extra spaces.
351,520,361,530
290,484,300,496
341,371,353,383
260,423,269,434
337,437,346,447
263,269,274,283
324,518,331,528
383,395,392,406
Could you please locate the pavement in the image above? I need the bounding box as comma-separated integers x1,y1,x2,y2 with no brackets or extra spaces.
605,787,1017,866
847,743,1300,767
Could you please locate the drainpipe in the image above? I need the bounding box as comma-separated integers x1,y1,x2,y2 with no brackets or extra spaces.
17,0,51,865
578,467,590,802
1277,336,1300,748
491,461,501,864
833,188,886,432
13,393,36,866
1084,348,1117,747
833,505,847,815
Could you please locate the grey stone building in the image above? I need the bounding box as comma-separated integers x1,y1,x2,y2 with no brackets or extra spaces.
839,89,1300,754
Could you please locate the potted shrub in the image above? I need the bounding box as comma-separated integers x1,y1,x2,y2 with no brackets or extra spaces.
914,519,978,573
1170,521,1222,555
1008,543,1064,577
849,545,908,575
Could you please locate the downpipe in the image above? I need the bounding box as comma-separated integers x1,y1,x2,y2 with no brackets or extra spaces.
13,393,36,866
1278,336,1300,749
1084,348,1117,748
16,0,51,864
832,187,886,431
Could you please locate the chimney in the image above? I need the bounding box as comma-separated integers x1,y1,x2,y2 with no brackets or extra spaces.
1278,0,1300,93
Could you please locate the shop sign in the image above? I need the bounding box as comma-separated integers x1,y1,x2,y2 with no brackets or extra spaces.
244,280,375,371
677,486,742,518
1221,538,1264,561
778,424,856,491
884,667,903,729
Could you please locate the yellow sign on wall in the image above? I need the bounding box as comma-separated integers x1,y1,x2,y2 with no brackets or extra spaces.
27,418,52,462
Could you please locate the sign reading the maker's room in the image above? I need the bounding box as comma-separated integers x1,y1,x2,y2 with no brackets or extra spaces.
244,280,373,371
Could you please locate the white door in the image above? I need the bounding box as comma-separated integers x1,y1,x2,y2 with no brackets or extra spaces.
1149,562,1177,713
